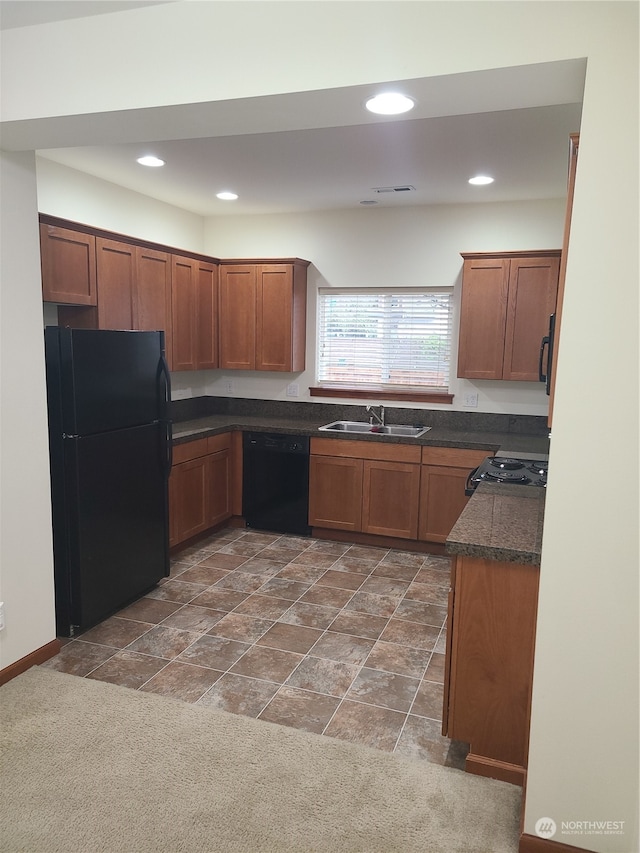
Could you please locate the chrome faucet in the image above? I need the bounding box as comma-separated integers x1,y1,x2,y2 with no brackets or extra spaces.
366,404,385,426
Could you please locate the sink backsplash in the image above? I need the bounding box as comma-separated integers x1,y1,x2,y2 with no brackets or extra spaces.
170,396,549,436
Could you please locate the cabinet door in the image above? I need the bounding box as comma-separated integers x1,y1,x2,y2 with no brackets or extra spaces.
219,265,256,370
503,255,560,381
195,261,219,370
40,223,97,306
308,455,363,531
168,456,209,545
446,555,539,781
135,246,172,368
418,465,473,544
135,246,171,331
362,460,420,539
206,449,231,527
171,256,197,371
256,264,299,372
457,258,509,379
96,238,135,329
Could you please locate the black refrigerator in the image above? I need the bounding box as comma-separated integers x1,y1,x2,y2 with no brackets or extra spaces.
44,327,172,637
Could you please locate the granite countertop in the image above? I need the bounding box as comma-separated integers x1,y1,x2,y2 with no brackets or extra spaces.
446,482,545,566
171,414,550,456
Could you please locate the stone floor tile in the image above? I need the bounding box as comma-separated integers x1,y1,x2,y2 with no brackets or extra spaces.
346,667,420,713
86,650,168,689
197,673,279,717
259,686,340,734
256,622,324,655
324,700,406,751
364,640,432,679
140,661,222,703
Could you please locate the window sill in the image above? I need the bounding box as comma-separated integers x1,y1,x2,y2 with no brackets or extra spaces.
309,387,454,405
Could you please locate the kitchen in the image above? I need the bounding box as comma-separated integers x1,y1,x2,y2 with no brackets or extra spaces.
0,4,637,853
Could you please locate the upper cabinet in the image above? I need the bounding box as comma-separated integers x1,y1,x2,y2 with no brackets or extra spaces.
219,260,308,372
40,216,310,375
40,223,97,306
457,250,561,381
55,233,173,364
171,255,218,372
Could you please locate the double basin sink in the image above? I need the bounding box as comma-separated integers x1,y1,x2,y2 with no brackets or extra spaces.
319,420,431,438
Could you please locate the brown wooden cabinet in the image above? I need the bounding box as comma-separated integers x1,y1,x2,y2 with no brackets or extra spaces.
308,454,363,531
40,223,97,305
362,459,420,539
443,554,539,785
171,255,218,372
309,438,421,540
219,260,308,372
418,446,489,543
41,217,309,378
168,433,233,548
56,234,173,362
457,250,560,381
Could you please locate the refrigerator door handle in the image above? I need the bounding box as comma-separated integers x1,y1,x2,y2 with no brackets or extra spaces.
158,351,172,411
157,349,173,476
164,418,173,476
539,336,550,383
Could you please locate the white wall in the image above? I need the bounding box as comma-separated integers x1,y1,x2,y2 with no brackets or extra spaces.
202,201,564,414
37,154,564,414
1,3,637,850
36,158,205,253
0,151,57,667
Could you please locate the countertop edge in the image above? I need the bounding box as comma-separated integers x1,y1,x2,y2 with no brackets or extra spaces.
171,415,548,456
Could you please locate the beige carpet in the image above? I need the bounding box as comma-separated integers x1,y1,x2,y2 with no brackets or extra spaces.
1,667,520,853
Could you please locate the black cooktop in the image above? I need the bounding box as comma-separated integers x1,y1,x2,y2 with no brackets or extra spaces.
466,456,548,494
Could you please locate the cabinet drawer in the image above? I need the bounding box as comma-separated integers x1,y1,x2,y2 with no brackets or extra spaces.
207,433,231,454
172,437,209,464
421,446,491,468
310,437,420,464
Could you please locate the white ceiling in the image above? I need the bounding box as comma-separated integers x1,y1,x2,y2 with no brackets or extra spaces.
1,3,585,218
38,102,583,217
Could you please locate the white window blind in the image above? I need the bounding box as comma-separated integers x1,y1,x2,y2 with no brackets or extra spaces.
317,288,453,390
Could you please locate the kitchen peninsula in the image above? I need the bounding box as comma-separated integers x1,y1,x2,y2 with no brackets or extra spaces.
442,482,544,786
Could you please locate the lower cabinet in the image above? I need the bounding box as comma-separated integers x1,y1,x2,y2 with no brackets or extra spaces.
309,438,489,545
418,447,490,543
169,433,233,548
443,554,540,785
309,438,421,540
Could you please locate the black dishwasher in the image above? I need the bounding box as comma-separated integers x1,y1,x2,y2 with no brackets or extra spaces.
242,432,311,536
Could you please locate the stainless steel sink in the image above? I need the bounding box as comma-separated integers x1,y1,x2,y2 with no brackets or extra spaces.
376,424,431,437
318,421,431,438
318,421,373,433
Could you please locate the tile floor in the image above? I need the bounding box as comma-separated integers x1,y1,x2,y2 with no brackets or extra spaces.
42,527,467,769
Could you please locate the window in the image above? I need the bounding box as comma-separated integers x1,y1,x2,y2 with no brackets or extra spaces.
315,287,453,399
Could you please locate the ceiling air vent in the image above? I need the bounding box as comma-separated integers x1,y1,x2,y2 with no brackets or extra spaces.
372,185,416,193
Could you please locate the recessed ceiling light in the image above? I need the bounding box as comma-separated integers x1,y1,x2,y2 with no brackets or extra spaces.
216,191,238,201
136,155,165,167
468,175,494,186
365,93,415,115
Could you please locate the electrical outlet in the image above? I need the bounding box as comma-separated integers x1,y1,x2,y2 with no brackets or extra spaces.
286,383,299,398
224,379,234,395
0,602,5,631
463,392,479,408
